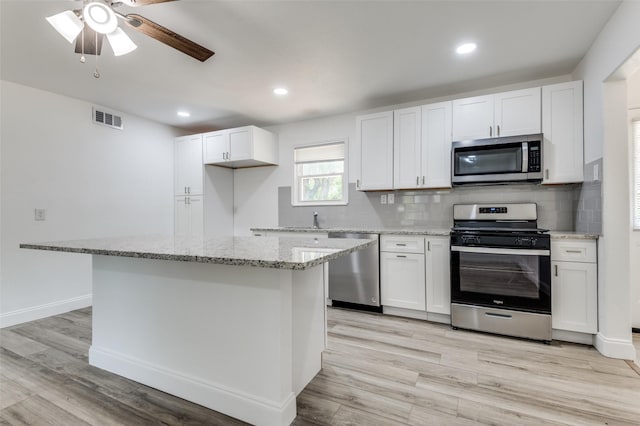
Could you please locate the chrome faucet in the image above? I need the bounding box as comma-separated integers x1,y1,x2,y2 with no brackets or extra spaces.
313,211,319,229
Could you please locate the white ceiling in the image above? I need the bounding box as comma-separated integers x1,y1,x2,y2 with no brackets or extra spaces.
0,0,621,132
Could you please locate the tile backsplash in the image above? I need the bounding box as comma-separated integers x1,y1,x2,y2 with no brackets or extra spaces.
279,182,581,231
575,158,603,235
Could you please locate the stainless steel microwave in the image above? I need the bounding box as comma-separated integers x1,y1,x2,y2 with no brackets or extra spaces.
451,134,543,185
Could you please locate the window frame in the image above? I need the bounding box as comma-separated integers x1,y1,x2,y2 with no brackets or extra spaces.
291,139,349,207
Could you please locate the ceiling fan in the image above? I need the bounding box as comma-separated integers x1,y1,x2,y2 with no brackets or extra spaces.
46,0,214,64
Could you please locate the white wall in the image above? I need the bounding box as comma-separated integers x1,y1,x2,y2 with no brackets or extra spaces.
0,80,178,327
233,75,571,236
571,0,640,358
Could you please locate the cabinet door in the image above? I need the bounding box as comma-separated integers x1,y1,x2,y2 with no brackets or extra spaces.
542,81,584,184
393,107,421,189
174,135,203,195
188,196,204,236
552,261,597,333
494,88,541,137
174,197,190,236
203,131,228,164
229,127,252,161
421,101,452,188
380,252,426,311
357,111,394,190
425,237,451,315
452,95,494,141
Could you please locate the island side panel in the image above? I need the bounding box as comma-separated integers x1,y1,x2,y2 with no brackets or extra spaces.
292,265,326,395
89,254,325,426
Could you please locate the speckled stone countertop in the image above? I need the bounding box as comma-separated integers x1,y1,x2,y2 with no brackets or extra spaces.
250,227,451,236
20,235,376,270
549,231,599,240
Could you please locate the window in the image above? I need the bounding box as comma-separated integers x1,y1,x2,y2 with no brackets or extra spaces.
293,140,348,206
633,120,640,229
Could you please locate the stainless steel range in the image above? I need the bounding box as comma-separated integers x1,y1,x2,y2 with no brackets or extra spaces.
450,203,552,342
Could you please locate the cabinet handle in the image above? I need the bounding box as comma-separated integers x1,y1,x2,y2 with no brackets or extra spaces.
395,243,407,246
186,197,190,205
565,250,582,253
422,176,425,185
356,179,360,189
497,125,500,137
184,186,187,194
554,265,558,276
227,152,230,160
545,169,549,180
187,186,190,194
489,126,492,137
427,241,431,251
416,176,419,185
396,255,407,258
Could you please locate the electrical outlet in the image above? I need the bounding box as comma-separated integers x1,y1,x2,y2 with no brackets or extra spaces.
593,164,599,181
388,194,395,204
34,208,46,221
380,194,387,204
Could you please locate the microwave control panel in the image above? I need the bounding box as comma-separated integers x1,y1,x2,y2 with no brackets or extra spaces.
528,142,541,172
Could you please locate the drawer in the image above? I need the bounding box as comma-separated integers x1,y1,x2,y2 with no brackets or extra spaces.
380,235,425,254
551,240,596,263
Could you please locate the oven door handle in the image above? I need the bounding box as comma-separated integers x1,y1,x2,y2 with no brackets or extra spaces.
451,246,550,256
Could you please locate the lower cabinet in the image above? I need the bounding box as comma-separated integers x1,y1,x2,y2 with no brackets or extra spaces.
175,196,203,238
425,236,451,315
551,239,598,334
380,235,451,319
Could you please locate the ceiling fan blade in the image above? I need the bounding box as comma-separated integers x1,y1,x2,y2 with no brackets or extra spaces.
74,26,104,56
123,14,214,62
117,0,179,8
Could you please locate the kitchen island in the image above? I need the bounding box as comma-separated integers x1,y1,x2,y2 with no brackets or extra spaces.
21,235,375,426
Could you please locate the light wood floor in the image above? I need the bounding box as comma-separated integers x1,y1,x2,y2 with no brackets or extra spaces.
1,307,639,425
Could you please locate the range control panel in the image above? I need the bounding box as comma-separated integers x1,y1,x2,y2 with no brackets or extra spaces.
479,207,507,214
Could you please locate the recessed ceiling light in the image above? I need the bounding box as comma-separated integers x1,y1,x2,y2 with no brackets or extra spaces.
456,43,477,55
177,111,190,117
273,87,289,96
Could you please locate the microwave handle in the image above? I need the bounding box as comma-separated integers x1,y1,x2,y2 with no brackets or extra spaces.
522,142,529,173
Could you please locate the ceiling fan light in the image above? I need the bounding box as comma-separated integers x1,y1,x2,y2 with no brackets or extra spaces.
83,2,118,35
46,10,84,43
106,27,137,56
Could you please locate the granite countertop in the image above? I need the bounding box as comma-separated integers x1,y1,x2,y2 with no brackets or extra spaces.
250,226,451,236
20,235,376,270
252,227,599,240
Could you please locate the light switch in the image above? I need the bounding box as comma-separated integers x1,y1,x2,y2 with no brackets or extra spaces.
593,164,599,181
388,194,395,204
35,208,46,221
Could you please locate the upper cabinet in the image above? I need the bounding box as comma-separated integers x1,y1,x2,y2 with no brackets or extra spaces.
174,134,203,196
357,111,394,190
393,107,422,189
542,81,584,184
421,101,453,189
203,125,278,168
452,87,541,141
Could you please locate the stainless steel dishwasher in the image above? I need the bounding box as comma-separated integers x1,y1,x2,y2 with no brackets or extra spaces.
328,232,380,311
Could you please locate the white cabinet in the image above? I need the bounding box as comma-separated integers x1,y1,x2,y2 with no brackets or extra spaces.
425,236,451,315
380,236,426,311
174,134,203,195
393,102,452,189
175,195,203,238
357,111,394,190
551,239,597,334
393,107,422,189
203,125,278,168
542,81,584,184
421,102,453,188
452,87,541,141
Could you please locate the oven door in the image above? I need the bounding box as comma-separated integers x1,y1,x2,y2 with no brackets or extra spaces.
450,245,551,314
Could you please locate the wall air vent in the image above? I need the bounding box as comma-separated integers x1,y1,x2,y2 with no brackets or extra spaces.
92,106,123,130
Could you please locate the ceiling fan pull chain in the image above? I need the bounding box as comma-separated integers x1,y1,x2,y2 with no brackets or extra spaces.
93,31,100,78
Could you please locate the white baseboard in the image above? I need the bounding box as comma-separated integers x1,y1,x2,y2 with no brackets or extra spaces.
0,294,92,328
594,332,637,360
382,306,428,320
89,346,296,426
552,329,595,345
